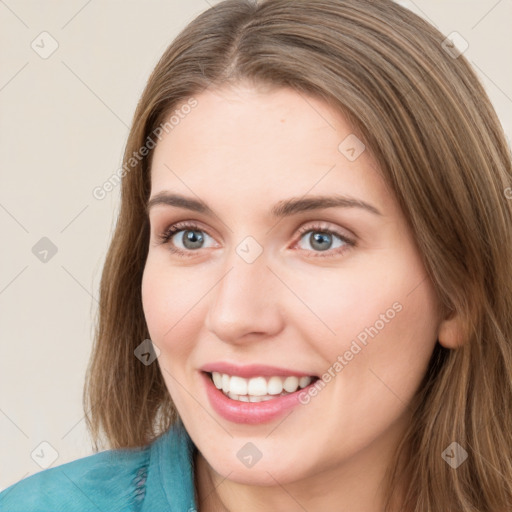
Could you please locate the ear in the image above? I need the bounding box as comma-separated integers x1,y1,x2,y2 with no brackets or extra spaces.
437,308,466,349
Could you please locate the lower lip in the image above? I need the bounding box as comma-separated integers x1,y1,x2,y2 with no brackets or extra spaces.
201,371,317,424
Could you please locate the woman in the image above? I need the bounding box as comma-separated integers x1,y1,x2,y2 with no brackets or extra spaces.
1,0,511,510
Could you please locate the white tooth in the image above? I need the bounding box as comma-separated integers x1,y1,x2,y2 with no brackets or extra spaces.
299,376,312,389
229,376,248,395
247,376,267,396
267,376,283,395
283,376,299,392
214,372,310,399
212,372,223,389
221,374,230,393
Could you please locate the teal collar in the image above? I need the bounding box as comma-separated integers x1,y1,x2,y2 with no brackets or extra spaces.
152,418,198,511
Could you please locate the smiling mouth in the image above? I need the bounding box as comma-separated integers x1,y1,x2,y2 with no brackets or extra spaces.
205,371,320,403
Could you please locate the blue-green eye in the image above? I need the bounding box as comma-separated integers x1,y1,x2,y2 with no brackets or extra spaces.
294,223,355,257
157,221,215,254
157,221,355,258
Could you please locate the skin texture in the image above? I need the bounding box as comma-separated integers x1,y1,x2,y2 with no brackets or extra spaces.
141,83,462,512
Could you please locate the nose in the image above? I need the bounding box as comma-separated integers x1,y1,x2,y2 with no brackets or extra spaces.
204,250,285,344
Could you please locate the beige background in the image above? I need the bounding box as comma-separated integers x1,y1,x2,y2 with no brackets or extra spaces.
1,0,511,491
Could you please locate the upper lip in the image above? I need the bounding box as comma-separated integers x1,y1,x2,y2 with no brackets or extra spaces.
200,361,318,379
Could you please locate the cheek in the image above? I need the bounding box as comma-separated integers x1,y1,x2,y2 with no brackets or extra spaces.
141,257,207,411
141,257,202,359
281,256,415,358
290,241,436,357
312,252,439,405
365,281,439,390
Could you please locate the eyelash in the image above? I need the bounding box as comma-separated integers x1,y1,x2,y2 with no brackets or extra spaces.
156,221,355,258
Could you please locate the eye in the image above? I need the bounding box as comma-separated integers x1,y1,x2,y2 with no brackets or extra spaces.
294,222,355,257
156,221,216,256
156,220,355,258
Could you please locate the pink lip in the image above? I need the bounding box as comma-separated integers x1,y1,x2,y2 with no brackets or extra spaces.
200,361,317,378
200,371,318,424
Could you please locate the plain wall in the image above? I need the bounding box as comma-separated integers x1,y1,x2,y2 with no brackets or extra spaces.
1,0,511,491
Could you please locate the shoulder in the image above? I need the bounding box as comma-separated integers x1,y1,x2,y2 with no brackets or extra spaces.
0,442,151,512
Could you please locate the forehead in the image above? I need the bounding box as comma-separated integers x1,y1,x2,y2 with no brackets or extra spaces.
154,84,352,164
149,84,394,217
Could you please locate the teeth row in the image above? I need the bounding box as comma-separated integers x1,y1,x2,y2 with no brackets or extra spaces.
211,372,314,398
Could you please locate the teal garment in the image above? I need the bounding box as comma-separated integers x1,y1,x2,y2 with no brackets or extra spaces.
0,419,198,511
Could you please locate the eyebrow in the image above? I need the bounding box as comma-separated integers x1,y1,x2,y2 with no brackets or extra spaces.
146,192,382,218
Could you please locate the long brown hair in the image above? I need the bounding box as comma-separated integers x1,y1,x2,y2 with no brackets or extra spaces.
83,0,512,509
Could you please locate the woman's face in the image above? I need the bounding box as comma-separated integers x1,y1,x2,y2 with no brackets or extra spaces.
142,83,441,488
